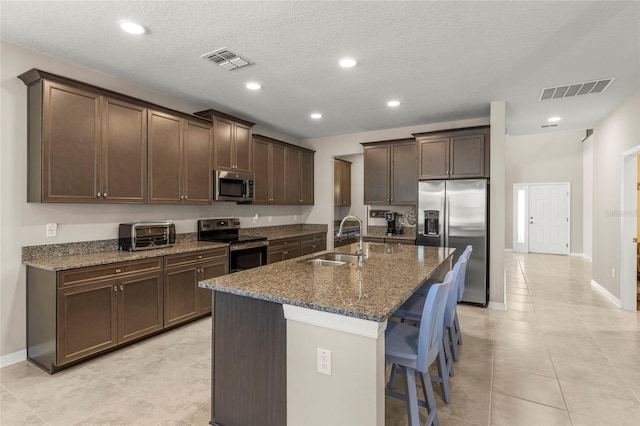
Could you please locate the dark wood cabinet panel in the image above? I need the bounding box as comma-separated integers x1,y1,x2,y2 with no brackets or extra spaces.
198,259,228,315
184,120,213,204
363,145,390,204
164,265,199,327
148,110,183,203
234,123,252,174
43,81,101,203
213,292,286,426
334,159,351,206
101,98,147,203
57,280,118,365
271,143,286,204
286,148,302,204
268,237,302,264
253,138,271,204
390,142,418,205
418,137,449,180
194,110,254,174
364,139,417,205
301,150,314,205
450,133,485,178
300,233,326,256
118,271,163,343
416,127,490,180
213,117,234,171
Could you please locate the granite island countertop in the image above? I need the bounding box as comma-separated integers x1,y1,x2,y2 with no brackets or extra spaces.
23,241,228,271
200,243,454,322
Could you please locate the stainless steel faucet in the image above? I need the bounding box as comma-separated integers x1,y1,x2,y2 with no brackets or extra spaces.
337,215,363,256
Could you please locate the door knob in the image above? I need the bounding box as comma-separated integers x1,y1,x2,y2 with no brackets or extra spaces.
634,238,638,243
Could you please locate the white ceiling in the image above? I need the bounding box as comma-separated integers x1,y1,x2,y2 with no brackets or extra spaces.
1,1,638,139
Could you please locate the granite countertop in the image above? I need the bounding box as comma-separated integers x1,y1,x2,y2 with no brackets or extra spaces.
366,226,416,241
23,241,228,271
200,243,454,322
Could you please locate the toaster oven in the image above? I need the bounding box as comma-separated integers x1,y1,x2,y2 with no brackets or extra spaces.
119,222,176,251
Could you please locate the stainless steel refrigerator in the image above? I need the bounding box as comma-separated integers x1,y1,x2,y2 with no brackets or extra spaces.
416,179,489,305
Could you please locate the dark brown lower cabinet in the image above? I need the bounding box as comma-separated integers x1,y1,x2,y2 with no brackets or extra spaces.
27,248,227,374
164,248,228,327
300,233,326,256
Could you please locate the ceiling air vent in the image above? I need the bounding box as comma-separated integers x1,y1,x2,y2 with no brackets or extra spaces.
201,48,252,70
539,78,614,101
540,124,559,128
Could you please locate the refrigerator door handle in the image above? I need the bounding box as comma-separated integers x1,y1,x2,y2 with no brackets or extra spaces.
445,196,450,247
441,196,446,247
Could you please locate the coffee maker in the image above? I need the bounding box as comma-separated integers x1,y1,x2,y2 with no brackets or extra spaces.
385,212,403,235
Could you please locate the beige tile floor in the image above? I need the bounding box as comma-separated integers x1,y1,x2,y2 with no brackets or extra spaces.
2,252,639,425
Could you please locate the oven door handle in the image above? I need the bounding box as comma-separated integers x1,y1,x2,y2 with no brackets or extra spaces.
230,240,269,251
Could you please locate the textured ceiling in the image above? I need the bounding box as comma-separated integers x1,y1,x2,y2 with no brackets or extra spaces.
1,1,638,139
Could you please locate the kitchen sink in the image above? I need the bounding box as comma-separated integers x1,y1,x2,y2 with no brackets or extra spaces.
301,252,360,266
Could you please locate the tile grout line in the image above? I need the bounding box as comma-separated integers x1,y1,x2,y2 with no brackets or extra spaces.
1,382,51,426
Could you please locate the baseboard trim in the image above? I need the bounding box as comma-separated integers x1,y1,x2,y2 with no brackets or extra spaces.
590,279,622,308
0,350,26,368
504,248,514,252
488,301,507,311
570,252,592,262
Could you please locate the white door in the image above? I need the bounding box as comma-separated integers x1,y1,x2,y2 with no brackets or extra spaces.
528,184,569,254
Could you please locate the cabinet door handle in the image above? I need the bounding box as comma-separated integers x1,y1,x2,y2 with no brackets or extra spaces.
115,269,122,274
198,255,203,259
103,193,107,198
120,285,123,291
114,286,118,292
184,195,188,200
97,192,102,197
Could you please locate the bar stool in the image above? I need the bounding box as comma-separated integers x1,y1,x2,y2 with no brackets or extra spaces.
385,271,453,425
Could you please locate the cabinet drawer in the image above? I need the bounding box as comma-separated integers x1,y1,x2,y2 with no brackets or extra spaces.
164,248,228,268
58,258,163,288
300,233,325,245
268,237,301,250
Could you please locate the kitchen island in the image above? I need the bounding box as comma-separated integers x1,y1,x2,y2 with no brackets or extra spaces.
199,242,454,426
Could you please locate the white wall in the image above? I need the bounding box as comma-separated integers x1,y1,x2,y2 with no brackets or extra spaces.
0,41,307,359
592,91,640,299
583,134,593,260
504,128,585,253
490,101,506,308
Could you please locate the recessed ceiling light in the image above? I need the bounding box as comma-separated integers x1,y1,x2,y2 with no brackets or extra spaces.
119,20,146,35
339,58,357,68
547,116,562,122
246,82,261,90
387,100,401,107
310,113,322,119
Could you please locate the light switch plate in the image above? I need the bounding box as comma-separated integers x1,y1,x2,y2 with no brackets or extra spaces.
46,223,57,237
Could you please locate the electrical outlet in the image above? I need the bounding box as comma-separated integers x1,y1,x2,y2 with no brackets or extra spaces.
46,223,57,237
293,214,297,221
612,268,616,278
317,348,331,376
253,213,259,223
268,216,272,223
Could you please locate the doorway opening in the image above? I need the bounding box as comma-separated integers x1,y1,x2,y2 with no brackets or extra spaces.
620,146,640,311
512,183,570,255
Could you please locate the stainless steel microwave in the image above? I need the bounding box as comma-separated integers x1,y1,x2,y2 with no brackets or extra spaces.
214,170,254,202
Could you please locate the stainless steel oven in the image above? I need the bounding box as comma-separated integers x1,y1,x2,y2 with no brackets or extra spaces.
198,218,267,273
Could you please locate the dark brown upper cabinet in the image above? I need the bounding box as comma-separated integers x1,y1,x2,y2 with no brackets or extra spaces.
415,126,490,180
18,69,213,204
334,158,351,206
362,139,417,205
253,135,314,205
148,111,213,204
194,109,255,175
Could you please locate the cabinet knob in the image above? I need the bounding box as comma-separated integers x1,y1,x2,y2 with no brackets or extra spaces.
115,269,122,274
97,192,101,197
114,286,118,292
103,193,107,198
198,255,203,259
184,195,188,200
120,285,123,291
